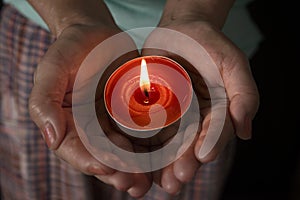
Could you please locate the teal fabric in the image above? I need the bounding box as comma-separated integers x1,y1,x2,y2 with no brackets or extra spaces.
103,0,166,30
223,0,262,57
3,0,49,30
103,0,166,49
3,0,165,32
4,0,262,56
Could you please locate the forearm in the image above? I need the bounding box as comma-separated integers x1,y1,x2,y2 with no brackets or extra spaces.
28,0,115,36
160,0,235,29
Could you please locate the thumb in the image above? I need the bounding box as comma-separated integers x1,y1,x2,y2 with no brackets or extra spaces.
223,54,259,140
29,44,70,150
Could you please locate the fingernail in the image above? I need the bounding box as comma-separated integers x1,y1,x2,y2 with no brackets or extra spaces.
43,122,56,149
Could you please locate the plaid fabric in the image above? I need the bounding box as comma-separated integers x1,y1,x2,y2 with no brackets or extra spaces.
0,4,235,200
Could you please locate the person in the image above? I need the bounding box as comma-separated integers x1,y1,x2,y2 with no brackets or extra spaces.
0,0,261,199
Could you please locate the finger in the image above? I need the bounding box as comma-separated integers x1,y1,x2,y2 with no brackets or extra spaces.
94,139,152,198
156,134,184,195
142,27,259,140
96,172,152,198
29,25,138,150
174,124,201,183
96,172,134,192
29,28,98,149
127,173,152,198
29,42,70,150
220,51,259,139
161,164,182,195
55,112,115,175
106,132,153,198
195,105,235,162
95,111,153,198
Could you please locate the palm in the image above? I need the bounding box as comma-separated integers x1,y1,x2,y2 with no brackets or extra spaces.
139,21,251,193
29,24,152,198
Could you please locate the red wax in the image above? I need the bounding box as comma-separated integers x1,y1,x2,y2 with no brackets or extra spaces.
129,83,180,127
132,83,160,106
104,56,192,131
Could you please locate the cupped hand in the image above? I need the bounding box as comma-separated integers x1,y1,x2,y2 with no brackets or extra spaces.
28,24,152,198
141,18,259,194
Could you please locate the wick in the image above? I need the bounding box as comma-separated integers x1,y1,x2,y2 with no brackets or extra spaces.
143,89,149,104
144,89,149,98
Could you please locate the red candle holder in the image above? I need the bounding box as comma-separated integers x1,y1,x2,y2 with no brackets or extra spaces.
104,56,192,131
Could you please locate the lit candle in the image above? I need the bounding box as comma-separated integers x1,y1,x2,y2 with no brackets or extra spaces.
104,56,192,131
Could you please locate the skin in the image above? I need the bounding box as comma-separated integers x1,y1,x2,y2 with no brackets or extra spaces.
141,0,259,193
28,0,152,198
28,0,259,197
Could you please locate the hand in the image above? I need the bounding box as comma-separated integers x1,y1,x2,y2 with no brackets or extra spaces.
141,13,259,195
29,23,152,198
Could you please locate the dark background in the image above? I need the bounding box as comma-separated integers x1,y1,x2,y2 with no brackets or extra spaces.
221,0,299,200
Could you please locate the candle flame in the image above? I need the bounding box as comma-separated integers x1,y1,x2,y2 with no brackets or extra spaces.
140,59,150,96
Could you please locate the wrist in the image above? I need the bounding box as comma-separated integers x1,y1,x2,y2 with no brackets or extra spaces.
159,0,235,29
50,12,116,38
28,0,116,37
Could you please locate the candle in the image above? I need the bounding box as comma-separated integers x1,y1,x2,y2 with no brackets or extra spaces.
104,56,192,131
